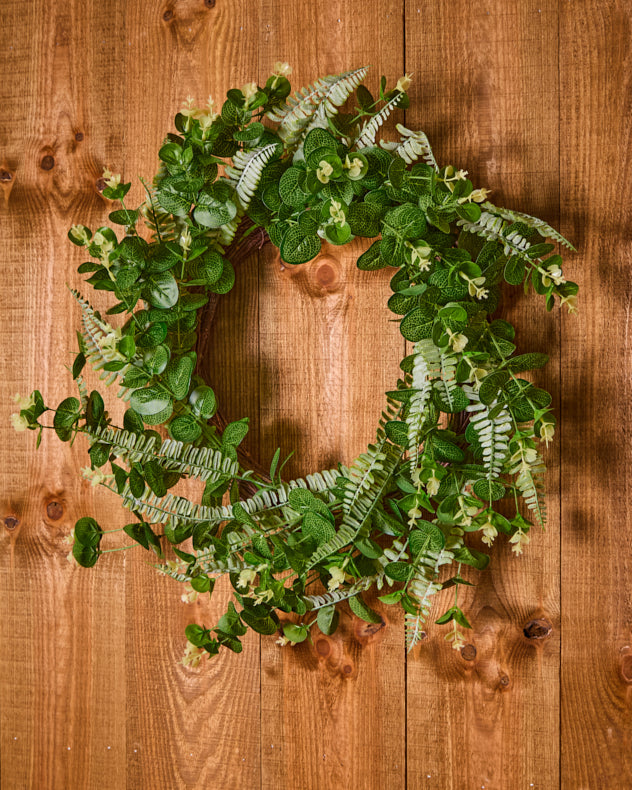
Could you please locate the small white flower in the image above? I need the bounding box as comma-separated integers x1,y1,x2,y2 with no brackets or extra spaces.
395,73,413,93
180,96,198,119
480,519,498,547
344,155,364,179
560,293,578,314
471,367,488,391
92,231,115,260
181,642,204,668
329,199,346,226
10,413,29,432
540,422,555,447
66,550,79,567
180,584,199,604
327,565,346,591
13,392,35,411
409,242,432,271
455,169,468,180
275,635,290,647
237,568,257,590
470,187,492,203
69,224,90,245
81,467,113,488
180,226,192,254
509,530,530,556
317,160,334,184
445,625,466,650
102,168,121,190
241,82,259,102
426,473,441,497
447,329,468,353
273,61,292,77
62,528,75,547
541,263,565,287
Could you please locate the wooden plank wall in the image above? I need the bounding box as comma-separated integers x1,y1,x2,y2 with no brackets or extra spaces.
1,1,630,788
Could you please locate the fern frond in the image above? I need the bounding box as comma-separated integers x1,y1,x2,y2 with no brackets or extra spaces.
355,93,404,149
306,443,402,568
482,202,575,250
466,395,512,479
91,426,240,483
268,67,369,148
70,290,133,400
407,339,441,466
433,348,467,415
303,574,378,611
139,176,181,242
158,554,252,582
75,375,89,411
405,545,455,651
225,143,278,209
376,393,404,444
509,448,547,527
103,466,342,526
380,123,438,170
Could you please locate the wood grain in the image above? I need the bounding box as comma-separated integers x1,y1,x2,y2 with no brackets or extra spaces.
0,0,630,788
122,2,261,789
560,2,632,787
404,4,562,789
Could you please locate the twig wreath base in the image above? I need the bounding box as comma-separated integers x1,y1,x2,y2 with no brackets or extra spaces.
12,65,577,665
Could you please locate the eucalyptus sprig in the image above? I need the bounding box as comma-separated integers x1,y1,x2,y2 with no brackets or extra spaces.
12,63,576,664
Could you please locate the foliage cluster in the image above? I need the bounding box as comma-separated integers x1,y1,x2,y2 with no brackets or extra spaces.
13,65,576,662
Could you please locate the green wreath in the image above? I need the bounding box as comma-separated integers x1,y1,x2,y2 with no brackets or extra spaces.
12,64,577,664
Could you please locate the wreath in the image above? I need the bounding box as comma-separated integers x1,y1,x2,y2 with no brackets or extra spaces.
12,65,577,665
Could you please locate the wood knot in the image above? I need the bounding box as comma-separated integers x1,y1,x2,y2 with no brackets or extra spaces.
315,638,330,657
316,262,337,287
96,177,106,192
40,155,55,171
523,618,552,640
355,617,385,640
75,132,84,142
460,643,477,661
342,664,354,677
46,501,64,521
0,170,12,182
621,655,632,684
162,8,174,20
498,674,511,689
4,516,19,531
204,0,216,7
309,256,341,295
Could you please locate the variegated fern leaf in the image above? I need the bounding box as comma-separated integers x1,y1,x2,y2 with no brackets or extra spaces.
465,393,512,480
139,177,181,243
407,339,442,467
509,446,547,527
91,426,240,483
306,443,402,569
481,202,576,251
405,544,455,651
355,92,404,149
104,465,343,527
71,290,133,400
268,67,368,148
225,143,279,209
380,123,438,170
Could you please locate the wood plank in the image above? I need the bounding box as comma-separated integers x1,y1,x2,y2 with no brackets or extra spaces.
404,3,561,788
245,3,407,788
559,2,632,786
121,2,261,788
0,1,129,788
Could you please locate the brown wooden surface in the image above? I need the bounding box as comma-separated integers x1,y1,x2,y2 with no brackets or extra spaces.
0,1,630,788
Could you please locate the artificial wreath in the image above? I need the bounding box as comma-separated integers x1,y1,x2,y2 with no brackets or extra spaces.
12,65,577,664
